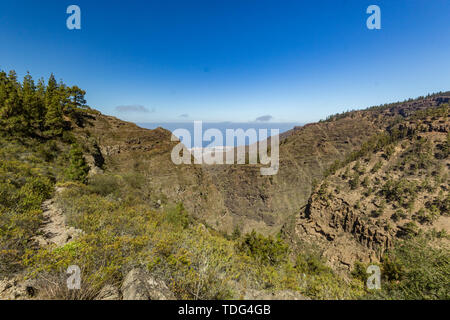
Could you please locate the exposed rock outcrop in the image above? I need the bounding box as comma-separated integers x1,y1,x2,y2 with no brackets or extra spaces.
121,268,175,300
96,285,120,300
0,277,37,300
292,109,449,272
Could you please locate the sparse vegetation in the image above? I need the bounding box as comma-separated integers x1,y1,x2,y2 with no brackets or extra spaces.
1,69,448,300
375,235,449,299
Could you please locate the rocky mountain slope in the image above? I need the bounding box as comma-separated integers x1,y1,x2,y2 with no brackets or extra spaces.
73,94,450,237
288,105,449,272
2,70,447,300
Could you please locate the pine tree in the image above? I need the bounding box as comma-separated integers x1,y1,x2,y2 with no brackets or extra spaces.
57,81,70,112
66,144,90,183
0,71,26,133
0,71,8,116
35,78,47,131
45,73,57,103
0,69,88,137
22,72,39,133
44,95,64,137
43,75,66,137
68,86,87,109
65,85,88,126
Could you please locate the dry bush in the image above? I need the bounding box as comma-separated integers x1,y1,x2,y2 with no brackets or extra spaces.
32,271,102,300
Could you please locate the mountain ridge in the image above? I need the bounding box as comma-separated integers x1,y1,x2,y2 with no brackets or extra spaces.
71,93,450,237
1,69,448,299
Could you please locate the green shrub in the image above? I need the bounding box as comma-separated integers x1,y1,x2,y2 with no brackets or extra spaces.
65,144,89,183
237,231,288,266
317,181,328,199
351,261,369,283
374,236,450,299
361,176,370,187
391,209,406,222
87,174,120,196
349,173,360,190
381,179,418,206
371,161,383,173
398,221,419,239
231,226,242,240
37,141,59,162
383,145,395,160
295,253,330,275
164,203,190,229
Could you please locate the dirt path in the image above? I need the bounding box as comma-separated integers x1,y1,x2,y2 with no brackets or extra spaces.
1,188,84,300
34,187,82,247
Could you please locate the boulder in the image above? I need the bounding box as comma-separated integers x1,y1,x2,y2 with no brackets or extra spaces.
96,284,120,300
0,277,37,300
121,268,175,300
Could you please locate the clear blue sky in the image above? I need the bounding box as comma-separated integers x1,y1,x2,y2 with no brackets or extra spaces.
1,0,449,123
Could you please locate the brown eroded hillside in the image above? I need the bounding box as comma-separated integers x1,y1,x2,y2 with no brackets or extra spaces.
69,104,379,235
70,110,226,225
288,105,449,272
71,94,450,237
197,94,450,234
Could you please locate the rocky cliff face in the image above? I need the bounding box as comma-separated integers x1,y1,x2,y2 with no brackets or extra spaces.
203,113,382,234
290,105,449,272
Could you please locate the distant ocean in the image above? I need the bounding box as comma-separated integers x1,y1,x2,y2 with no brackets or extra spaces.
137,122,303,148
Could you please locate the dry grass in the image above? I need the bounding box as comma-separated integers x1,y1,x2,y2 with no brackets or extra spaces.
32,272,102,300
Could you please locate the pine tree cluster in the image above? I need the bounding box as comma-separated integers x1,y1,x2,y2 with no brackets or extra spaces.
0,69,88,137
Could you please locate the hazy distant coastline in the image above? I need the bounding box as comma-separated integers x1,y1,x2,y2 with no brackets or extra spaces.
137,122,303,147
